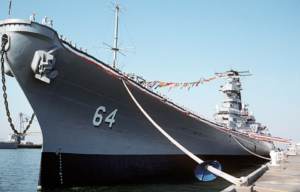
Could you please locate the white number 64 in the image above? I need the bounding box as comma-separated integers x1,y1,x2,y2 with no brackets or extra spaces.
93,106,118,128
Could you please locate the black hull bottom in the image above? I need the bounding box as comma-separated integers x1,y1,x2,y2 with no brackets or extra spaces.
38,152,268,189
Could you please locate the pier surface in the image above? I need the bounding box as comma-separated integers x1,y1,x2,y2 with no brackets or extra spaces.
223,155,300,192
253,155,300,192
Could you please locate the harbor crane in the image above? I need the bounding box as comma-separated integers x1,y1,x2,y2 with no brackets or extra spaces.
9,113,41,144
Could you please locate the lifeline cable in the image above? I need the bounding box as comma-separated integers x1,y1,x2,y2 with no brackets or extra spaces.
231,133,271,161
122,79,245,186
206,121,273,157
204,120,273,153
191,109,273,160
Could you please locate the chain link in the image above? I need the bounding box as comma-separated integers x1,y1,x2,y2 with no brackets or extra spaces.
1,35,35,135
23,113,35,134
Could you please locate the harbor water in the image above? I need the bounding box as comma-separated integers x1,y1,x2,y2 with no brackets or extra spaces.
0,149,267,192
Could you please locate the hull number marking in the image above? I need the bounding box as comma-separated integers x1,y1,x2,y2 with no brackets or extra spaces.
93,106,118,128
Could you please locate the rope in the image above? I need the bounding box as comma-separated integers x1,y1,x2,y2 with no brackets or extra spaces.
208,122,272,152
231,133,271,161
122,79,244,186
199,110,273,160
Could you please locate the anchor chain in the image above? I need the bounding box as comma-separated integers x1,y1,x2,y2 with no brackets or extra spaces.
1,35,35,135
23,113,35,134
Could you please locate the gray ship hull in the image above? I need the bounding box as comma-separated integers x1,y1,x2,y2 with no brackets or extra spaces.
0,141,18,149
0,19,273,189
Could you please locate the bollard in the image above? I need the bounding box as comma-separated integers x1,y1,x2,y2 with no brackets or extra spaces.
269,150,279,166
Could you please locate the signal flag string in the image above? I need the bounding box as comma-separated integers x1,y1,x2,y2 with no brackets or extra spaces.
142,71,230,92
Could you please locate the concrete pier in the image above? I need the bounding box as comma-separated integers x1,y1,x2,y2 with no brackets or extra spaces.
222,155,300,192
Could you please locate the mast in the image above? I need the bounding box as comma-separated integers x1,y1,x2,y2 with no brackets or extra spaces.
112,4,120,69
99,4,133,69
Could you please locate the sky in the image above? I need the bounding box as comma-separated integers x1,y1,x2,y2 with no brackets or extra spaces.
0,0,299,148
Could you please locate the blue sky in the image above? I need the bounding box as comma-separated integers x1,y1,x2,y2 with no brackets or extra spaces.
0,0,299,148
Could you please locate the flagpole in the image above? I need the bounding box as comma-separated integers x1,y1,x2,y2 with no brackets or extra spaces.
8,0,12,19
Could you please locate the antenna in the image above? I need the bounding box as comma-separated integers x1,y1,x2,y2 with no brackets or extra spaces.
7,0,12,19
111,4,120,69
97,3,135,70
215,70,252,77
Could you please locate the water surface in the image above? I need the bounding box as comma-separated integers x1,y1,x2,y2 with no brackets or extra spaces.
0,149,263,192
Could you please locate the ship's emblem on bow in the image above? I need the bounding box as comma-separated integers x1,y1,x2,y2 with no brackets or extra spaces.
31,47,60,83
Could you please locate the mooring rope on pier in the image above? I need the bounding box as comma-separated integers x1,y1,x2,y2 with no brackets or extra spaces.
200,113,273,154
231,133,271,161
122,79,245,186
202,117,273,160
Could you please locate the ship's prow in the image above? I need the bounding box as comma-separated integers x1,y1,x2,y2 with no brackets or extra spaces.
0,18,58,39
